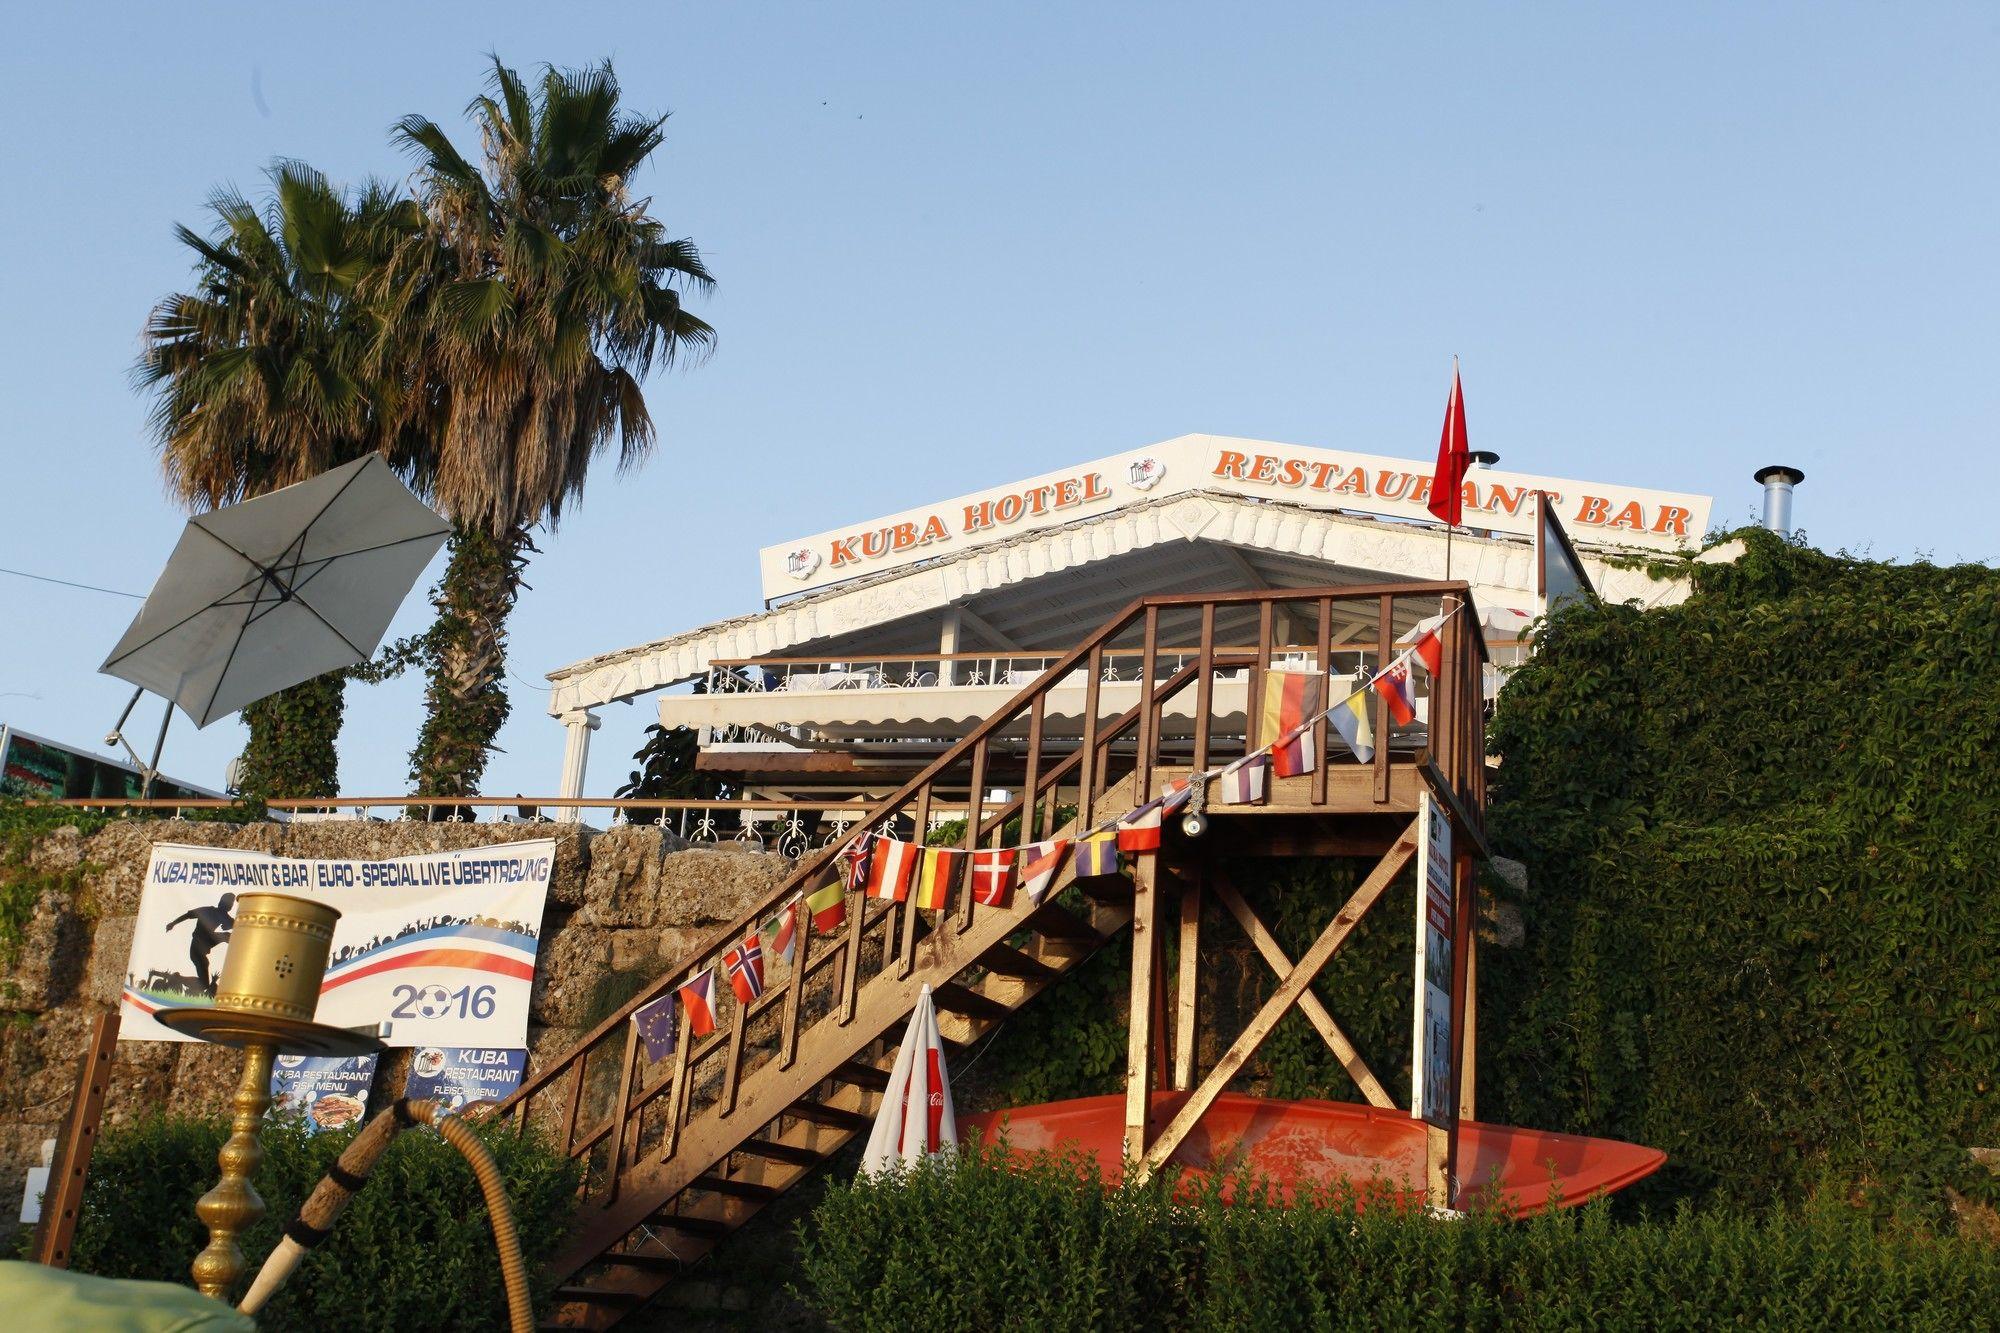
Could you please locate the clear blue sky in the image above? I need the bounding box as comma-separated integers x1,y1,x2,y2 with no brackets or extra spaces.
2,3,1994,799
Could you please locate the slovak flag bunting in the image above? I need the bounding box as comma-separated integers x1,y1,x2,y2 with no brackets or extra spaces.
723,934,765,1005
971,848,1017,906
865,835,920,902
677,968,718,1038
1401,613,1447,677
1017,839,1070,904
1374,659,1419,727
916,847,966,912
1116,800,1164,854
1220,751,1270,805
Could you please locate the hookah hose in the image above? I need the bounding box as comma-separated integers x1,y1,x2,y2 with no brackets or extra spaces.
237,1098,533,1333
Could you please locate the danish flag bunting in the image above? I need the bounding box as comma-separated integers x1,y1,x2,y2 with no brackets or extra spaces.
1219,751,1270,805
677,968,718,1038
915,847,966,912
1374,659,1419,727
1401,612,1447,677
1017,839,1070,905
971,848,1017,906
762,897,800,966
723,934,765,1005
1262,669,1325,778
865,835,920,902
1116,800,1164,854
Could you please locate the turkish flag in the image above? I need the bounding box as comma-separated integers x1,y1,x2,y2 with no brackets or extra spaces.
1428,364,1470,526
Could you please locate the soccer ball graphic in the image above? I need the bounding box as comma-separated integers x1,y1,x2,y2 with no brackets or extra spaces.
412,985,453,1019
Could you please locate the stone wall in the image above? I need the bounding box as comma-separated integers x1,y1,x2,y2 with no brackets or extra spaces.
0,818,791,1241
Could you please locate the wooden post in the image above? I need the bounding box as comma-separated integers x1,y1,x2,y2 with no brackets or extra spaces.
1312,597,1332,804
958,739,988,932
1191,604,1216,773
1373,594,1393,802
1172,861,1202,1092
1134,607,1160,802
1122,854,1161,1162
1078,645,1104,827
30,1012,118,1269
779,898,813,1070
604,1021,641,1199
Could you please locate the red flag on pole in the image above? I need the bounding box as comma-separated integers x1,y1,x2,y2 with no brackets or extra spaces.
1428,362,1470,526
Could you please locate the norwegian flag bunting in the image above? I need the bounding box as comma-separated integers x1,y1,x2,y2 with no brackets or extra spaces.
677,968,718,1038
865,835,920,902
1374,659,1419,727
916,847,966,912
1219,751,1270,805
632,991,677,1062
1262,669,1324,778
1116,800,1164,854
762,897,800,966
723,934,765,1005
1074,830,1121,879
971,848,1017,906
1017,839,1070,904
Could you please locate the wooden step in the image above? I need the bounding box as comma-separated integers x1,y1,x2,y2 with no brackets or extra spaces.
1026,900,1100,943
553,1285,646,1305
830,1060,891,1091
932,980,1010,1023
976,941,1058,981
790,1099,872,1131
600,1251,679,1272
646,1211,726,1238
736,1136,822,1168
692,1172,781,1202
1074,874,1133,903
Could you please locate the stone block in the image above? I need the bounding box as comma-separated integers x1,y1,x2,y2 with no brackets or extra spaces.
2,888,90,1014
577,826,669,927
529,920,613,1027
655,847,790,928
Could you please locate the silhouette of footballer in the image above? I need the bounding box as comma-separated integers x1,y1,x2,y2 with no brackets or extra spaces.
164,893,236,993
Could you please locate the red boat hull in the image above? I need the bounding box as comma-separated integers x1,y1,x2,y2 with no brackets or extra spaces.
958,1092,1665,1213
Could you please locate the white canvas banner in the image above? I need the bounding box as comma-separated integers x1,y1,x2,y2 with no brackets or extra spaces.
120,840,553,1048
1409,793,1456,1126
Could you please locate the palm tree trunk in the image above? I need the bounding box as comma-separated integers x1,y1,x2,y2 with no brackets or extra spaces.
237,674,345,801
408,523,530,808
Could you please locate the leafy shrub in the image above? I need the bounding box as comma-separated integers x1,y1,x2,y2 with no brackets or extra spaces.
1484,529,2000,1214
70,1110,580,1329
800,1150,2000,1331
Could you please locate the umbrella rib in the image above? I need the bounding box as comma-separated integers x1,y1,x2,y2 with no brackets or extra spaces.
183,518,370,661
195,587,262,728
100,556,277,670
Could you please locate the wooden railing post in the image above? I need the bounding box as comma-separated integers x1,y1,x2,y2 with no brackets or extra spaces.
1078,645,1104,827
603,1020,641,1201
957,739,988,931
1122,853,1160,1162
1191,604,1216,773
1135,607,1160,802
1312,596,1332,804
1373,594,1393,803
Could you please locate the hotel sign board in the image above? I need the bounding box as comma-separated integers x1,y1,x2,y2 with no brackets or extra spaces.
759,434,1712,599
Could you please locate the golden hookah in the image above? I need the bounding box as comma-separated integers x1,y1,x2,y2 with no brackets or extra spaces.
156,892,532,1330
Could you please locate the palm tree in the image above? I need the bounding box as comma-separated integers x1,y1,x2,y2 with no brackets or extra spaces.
387,58,713,801
136,162,419,799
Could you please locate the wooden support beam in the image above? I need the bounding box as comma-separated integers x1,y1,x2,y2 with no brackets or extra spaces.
1172,862,1202,1092
1208,871,1393,1109
1122,854,1161,1161
954,604,1020,652
1140,822,1417,1177
31,1011,118,1269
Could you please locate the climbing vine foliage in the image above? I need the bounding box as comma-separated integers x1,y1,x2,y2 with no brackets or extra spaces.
1482,528,2000,1215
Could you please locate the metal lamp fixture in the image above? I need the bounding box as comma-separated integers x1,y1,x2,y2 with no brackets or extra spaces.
155,892,383,1302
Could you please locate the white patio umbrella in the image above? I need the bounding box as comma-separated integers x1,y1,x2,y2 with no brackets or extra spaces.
101,456,450,727
860,982,958,1176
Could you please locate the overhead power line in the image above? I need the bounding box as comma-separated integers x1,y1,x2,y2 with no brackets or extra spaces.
0,565,144,599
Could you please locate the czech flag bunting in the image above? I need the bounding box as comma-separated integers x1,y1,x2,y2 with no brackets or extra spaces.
1116,800,1164,854
1374,659,1419,727
807,880,848,934
1074,830,1121,879
1401,612,1447,677
971,848,1017,906
1017,839,1070,905
1160,777,1195,815
632,991,677,1062
1219,751,1270,805
677,968,717,1038
762,897,800,966
1330,684,1376,763
1262,669,1324,778
865,835,920,902
916,847,966,912
723,934,765,1005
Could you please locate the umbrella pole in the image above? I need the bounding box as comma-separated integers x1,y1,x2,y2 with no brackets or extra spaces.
140,698,172,799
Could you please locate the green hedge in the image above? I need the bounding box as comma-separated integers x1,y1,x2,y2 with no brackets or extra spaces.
1483,530,2000,1215
799,1149,2000,1331
68,1111,579,1329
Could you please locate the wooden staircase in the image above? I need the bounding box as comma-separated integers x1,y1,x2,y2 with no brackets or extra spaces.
496,585,1491,1329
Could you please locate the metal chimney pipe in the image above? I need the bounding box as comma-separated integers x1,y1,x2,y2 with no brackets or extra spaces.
1753,465,1805,532
1467,450,1500,470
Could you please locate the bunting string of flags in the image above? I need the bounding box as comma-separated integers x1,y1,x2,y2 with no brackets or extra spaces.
633,601,1466,1064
